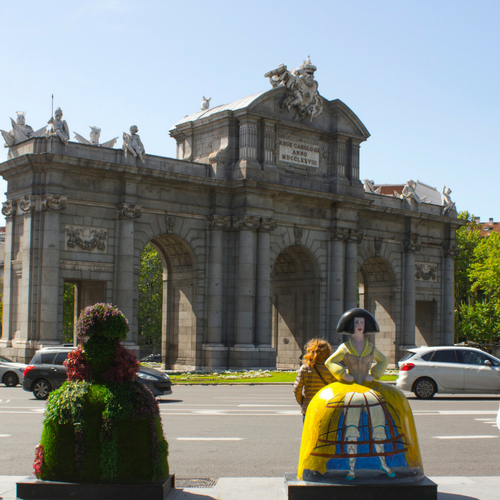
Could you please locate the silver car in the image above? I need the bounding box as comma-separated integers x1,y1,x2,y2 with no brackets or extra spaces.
396,346,500,399
0,355,27,387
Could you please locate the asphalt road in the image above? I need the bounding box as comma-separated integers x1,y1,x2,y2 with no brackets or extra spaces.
0,384,499,478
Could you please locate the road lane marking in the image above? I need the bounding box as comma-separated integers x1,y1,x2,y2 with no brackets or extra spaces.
433,435,499,439
0,434,12,437
238,404,297,407
414,410,497,415
0,411,45,414
176,438,243,441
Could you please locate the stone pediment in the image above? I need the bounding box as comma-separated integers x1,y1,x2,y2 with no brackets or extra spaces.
171,88,370,140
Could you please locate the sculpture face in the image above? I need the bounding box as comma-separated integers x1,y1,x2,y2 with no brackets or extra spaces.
353,317,365,335
55,112,62,121
17,115,25,125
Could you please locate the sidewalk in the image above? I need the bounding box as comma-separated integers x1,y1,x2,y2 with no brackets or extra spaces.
1,475,499,500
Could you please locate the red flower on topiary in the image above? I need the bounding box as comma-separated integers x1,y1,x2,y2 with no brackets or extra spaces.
33,444,44,478
101,342,139,383
64,346,92,382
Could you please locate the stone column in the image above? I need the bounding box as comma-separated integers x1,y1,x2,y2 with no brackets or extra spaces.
255,218,277,346
116,203,141,341
233,215,260,346
38,195,68,342
345,229,363,311
443,245,459,345
206,216,230,344
329,228,348,345
0,201,15,347
403,235,420,346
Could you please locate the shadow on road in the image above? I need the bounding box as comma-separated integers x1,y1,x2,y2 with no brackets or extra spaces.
438,493,480,500
167,491,218,500
157,399,184,404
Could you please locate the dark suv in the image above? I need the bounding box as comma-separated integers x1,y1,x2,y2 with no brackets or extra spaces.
23,347,172,400
23,347,73,399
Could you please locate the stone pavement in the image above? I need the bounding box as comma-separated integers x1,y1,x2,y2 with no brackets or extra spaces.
1,475,499,500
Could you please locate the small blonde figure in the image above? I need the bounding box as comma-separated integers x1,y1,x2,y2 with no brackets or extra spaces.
293,339,334,418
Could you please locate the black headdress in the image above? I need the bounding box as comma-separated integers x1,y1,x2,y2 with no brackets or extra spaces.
335,308,380,334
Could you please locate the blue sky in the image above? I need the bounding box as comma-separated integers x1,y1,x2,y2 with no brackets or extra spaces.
1,0,499,222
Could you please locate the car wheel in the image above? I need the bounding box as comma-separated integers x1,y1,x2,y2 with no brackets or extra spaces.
33,379,52,400
413,377,436,399
3,372,19,387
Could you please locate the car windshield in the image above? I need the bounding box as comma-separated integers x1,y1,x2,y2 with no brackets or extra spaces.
0,355,14,363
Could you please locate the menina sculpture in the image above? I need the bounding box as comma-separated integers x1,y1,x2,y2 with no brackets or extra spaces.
298,308,423,483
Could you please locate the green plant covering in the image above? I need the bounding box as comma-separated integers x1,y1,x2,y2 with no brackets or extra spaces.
35,304,169,483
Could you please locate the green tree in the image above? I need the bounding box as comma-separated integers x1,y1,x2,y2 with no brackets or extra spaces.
62,283,76,343
138,244,163,350
455,218,500,344
454,211,482,308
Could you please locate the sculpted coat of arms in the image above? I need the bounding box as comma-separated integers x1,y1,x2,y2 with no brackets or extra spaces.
265,58,323,123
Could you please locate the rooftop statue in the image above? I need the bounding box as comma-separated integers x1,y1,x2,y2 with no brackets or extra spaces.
362,178,381,194
441,183,456,215
265,57,323,123
395,179,426,203
201,96,211,111
1,112,47,150
74,126,118,148
45,107,70,145
122,125,145,163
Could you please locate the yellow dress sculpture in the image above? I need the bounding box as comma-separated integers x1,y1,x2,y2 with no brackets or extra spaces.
298,308,423,482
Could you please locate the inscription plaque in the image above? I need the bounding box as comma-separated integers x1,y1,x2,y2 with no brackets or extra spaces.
278,139,320,168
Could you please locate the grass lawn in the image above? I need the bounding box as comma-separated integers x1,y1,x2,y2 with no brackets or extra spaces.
166,370,398,384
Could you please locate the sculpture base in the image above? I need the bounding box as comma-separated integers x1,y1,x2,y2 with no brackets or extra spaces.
285,471,437,500
16,474,175,500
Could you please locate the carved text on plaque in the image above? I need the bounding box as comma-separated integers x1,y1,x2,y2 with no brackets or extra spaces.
278,139,320,168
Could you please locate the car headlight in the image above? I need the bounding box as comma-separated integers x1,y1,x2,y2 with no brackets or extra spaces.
137,372,158,381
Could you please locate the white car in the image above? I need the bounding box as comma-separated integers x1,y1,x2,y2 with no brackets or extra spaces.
396,346,500,398
0,355,27,387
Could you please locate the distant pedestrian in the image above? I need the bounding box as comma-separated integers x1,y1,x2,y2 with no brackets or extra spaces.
293,339,334,418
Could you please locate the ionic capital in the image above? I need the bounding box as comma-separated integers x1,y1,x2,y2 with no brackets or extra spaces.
208,214,231,231
260,218,277,233
404,234,421,253
2,201,15,218
42,194,68,212
232,215,260,231
119,203,142,219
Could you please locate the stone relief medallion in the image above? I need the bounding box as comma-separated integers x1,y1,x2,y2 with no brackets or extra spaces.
65,226,107,253
415,262,438,282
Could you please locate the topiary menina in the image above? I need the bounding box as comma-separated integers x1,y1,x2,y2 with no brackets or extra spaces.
33,303,169,483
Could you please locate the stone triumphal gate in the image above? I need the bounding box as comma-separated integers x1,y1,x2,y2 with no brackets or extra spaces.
0,60,462,368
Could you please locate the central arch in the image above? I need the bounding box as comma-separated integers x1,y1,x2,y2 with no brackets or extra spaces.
272,245,320,369
358,256,397,365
